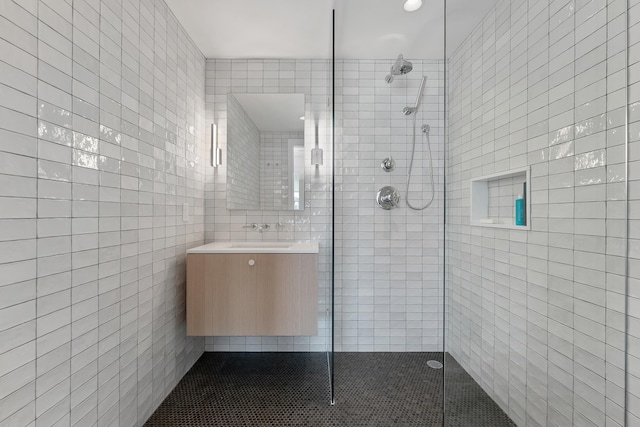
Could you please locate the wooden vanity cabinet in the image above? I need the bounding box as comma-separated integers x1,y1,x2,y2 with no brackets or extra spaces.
186,253,317,336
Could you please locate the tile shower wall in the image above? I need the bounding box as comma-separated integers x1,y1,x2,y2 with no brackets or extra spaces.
0,0,206,426
204,58,445,352
334,60,445,352
447,0,627,426
226,94,260,210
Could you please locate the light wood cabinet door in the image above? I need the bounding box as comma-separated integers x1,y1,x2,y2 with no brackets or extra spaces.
254,254,318,336
187,252,317,336
187,253,257,336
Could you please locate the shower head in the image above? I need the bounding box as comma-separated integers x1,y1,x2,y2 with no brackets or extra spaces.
385,54,413,83
394,55,413,74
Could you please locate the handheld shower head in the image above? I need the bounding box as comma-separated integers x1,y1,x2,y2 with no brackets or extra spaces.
403,76,428,116
385,54,413,83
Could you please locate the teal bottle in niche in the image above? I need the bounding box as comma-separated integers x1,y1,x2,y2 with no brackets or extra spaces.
515,193,525,226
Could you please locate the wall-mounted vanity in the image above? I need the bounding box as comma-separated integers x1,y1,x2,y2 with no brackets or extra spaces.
186,242,319,336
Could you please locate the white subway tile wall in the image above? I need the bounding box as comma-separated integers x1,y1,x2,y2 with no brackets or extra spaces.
204,58,334,352
447,0,627,426
334,60,445,352
203,58,445,352
0,0,206,426
226,94,260,210
629,0,640,424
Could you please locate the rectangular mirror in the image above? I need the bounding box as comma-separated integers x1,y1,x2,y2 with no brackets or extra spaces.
226,93,306,211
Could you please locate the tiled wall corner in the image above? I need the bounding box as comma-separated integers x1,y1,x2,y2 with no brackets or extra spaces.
0,0,206,425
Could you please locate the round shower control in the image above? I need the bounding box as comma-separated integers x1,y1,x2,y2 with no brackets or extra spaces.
376,186,400,210
381,157,396,172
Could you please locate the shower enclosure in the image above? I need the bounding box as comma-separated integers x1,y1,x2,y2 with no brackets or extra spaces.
175,0,631,424
333,0,630,425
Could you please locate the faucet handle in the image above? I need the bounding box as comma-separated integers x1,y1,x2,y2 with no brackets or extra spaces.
376,186,400,210
262,224,271,231
243,223,258,230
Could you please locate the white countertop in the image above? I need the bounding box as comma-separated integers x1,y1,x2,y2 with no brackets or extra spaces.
187,241,319,254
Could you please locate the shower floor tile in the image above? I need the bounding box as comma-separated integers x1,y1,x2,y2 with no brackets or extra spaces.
144,352,514,427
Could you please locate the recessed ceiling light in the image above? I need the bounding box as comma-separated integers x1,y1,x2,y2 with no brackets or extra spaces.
299,116,305,120
403,0,423,12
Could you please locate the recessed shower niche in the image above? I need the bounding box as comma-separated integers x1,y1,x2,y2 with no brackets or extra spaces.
470,167,531,230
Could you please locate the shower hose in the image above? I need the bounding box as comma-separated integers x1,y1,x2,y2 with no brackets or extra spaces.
406,115,435,211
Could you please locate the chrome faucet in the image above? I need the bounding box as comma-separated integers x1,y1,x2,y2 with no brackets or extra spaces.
243,223,272,233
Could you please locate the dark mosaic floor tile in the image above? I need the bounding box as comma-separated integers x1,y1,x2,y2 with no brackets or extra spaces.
144,352,514,427
443,354,515,427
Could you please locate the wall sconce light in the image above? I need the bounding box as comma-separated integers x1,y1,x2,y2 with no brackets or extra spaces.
211,123,222,167
311,123,323,166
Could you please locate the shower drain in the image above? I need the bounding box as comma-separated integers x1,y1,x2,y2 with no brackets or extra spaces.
427,360,443,369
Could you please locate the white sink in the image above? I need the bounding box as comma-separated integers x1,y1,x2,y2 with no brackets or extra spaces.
187,241,319,254
230,242,292,249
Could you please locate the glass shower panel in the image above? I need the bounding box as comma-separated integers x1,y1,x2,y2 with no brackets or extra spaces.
199,0,336,409
333,0,446,422
329,8,336,404
445,0,628,425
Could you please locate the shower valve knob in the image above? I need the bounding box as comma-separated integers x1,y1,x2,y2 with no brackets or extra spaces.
381,157,396,172
376,186,400,210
